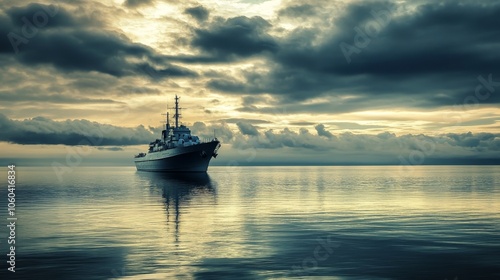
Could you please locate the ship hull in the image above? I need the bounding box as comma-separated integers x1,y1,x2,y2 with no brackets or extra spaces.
134,141,220,172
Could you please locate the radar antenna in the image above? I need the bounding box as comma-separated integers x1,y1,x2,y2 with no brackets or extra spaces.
166,95,185,128
174,95,182,128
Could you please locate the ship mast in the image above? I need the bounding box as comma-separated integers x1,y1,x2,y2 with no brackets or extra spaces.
174,95,180,128
166,112,170,131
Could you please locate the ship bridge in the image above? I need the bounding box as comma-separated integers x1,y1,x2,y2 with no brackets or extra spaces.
173,125,191,138
172,125,200,146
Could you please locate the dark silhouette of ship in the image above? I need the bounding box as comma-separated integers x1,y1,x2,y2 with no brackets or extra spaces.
134,95,221,172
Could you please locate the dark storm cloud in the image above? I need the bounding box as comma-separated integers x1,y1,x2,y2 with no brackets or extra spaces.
323,1,500,76
204,0,500,108
445,132,497,148
167,15,278,64
191,16,277,59
0,12,16,53
0,113,155,146
0,3,196,79
393,1,497,70
6,3,96,28
124,0,154,8
137,63,196,79
184,5,209,22
277,4,317,19
315,124,334,139
236,121,260,136
231,125,500,164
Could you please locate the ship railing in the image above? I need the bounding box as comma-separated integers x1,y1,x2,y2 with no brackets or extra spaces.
199,138,219,143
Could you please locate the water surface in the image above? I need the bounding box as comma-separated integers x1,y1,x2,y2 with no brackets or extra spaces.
1,166,499,279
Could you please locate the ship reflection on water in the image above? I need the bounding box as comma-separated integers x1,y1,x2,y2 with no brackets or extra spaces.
136,172,217,242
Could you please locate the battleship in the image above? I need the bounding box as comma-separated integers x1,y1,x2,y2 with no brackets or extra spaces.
134,95,221,172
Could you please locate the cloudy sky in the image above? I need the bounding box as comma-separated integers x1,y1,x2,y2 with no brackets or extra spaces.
0,0,499,166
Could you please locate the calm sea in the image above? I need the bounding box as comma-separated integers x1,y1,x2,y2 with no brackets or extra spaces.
1,166,499,279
